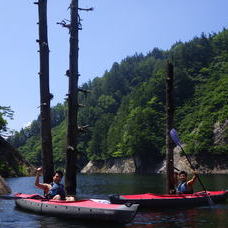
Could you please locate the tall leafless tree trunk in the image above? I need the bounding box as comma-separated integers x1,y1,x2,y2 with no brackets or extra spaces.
165,61,175,194
36,0,54,183
64,0,79,196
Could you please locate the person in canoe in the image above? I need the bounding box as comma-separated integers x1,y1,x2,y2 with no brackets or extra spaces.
35,167,66,200
176,170,197,194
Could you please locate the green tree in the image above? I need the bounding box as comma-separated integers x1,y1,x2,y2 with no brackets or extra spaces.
0,106,14,136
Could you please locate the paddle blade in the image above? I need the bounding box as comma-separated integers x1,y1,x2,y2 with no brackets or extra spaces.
170,128,182,146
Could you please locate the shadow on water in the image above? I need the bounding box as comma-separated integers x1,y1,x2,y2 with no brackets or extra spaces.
1,174,228,228
129,203,228,228
13,206,126,228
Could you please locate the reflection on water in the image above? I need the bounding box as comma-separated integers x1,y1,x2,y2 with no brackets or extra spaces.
0,174,228,228
131,204,228,228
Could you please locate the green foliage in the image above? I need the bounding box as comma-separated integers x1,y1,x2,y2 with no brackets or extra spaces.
184,119,214,155
177,55,228,156
0,106,14,136
18,164,29,176
18,135,41,166
9,28,228,168
17,121,67,169
0,162,11,177
52,120,66,169
106,77,165,160
0,162,28,177
87,113,115,160
8,103,66,147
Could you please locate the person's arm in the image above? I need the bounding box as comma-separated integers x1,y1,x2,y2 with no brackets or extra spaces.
35,168,49,192
187,172,197,186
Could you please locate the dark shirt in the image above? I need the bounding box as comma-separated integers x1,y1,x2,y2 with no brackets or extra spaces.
177,182,193,194
46,182,65,199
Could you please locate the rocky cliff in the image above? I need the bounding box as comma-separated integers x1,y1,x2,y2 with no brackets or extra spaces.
81,120,228,174
158,146,228,174
81,151,228,174
81,158,136,174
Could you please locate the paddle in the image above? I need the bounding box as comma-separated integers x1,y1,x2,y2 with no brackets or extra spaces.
0,194,22,200
0,193,44,200
170,128,214,206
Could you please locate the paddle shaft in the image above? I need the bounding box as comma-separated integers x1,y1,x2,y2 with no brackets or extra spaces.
0,194,43,200
0,194,22,200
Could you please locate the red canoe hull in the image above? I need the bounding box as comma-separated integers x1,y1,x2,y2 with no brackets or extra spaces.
15,193,138,223
109,191,228,209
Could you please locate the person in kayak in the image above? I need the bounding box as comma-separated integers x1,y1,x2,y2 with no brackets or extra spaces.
35,167,66,200
176,171,197,194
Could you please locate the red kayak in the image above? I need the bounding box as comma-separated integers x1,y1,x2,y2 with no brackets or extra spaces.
109,190,228,209
15,193,138,223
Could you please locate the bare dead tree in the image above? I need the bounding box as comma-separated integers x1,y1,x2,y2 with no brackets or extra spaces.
35,0,54,183
58,0,92,196
165,61,175,194
64,0,79,196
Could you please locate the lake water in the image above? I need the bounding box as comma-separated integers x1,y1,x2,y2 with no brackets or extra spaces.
0,174,228,228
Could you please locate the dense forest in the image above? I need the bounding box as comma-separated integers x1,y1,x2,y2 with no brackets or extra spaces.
5,28,228,170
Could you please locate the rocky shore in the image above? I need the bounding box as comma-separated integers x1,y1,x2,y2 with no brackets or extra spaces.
81,147,228,174
82,120,228,174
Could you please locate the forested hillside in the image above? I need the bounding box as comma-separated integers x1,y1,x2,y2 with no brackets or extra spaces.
7,29,228,170
0,136,35,177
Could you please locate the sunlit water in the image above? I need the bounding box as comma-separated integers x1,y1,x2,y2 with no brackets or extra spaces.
0,174,228,228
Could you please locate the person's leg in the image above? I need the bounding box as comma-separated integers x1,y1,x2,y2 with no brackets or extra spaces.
52,194,61,200
66,195,77,201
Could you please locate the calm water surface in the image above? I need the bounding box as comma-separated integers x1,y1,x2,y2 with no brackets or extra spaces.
0,174,227,228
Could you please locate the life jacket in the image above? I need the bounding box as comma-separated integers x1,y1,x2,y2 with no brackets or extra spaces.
46,182,66,199
177,182,193,194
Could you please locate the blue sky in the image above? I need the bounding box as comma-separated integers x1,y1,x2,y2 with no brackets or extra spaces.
0,0,227,132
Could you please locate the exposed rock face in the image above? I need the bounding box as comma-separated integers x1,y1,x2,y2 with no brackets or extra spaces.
82,147,228,174
81,120,228,174
0,136,35,177
81,156,164,174
154,121,228,174
81,155,164,174
81,158,136,174
157,146,194,174
157,146,228,174
0,175,11,195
